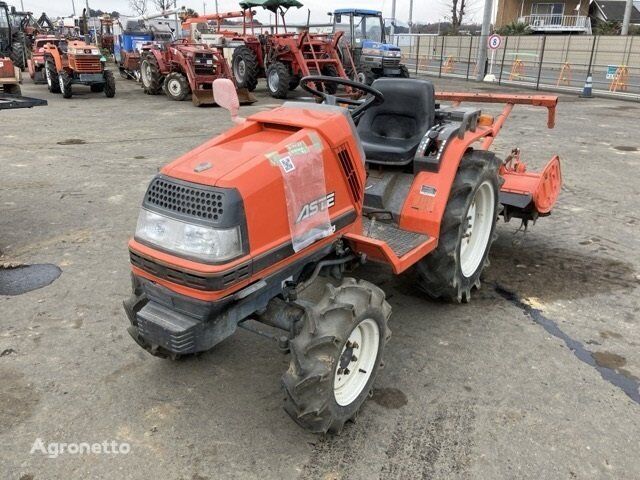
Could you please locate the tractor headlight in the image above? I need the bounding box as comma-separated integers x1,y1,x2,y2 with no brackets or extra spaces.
382,50,402,58
362,48,383,57
135,209,243,262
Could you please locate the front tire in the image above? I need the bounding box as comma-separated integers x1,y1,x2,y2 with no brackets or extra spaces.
103,70,116,97
266,61,290,99
45,60,60,93
416,150,501,302
232,45,259,92
282,278,392,434
59,70,72,98
321,64,339,95
140,53,163,95
163,71,190,101
399,64,410,78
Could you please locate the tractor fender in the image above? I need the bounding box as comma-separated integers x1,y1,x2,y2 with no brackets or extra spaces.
399,127,493,239
44,49,63,72
148,48,167,73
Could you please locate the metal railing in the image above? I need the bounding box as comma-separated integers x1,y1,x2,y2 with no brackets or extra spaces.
389,34,640,99
517,15,592,34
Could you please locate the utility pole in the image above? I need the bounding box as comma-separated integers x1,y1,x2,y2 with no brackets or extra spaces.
391,0,396,36
409,0,414,33
476,0,493,80
215,0,219,14
622,0,633,35
203,2,206,14
71,0,76,16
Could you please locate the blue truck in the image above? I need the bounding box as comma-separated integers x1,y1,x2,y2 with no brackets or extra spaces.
332,8,409,84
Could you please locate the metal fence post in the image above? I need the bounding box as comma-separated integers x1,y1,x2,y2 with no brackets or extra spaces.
535,35,547,90
586,35,597,78
415,36,421,75
498,36,509,85
439,36,444,78
466,36,473,80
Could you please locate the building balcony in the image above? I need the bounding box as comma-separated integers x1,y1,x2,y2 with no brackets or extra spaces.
517,14,592,33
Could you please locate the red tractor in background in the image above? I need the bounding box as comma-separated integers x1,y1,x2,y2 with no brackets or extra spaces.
42,39,115,98
140,39,256,106
27,34,59,83
228,0,357,99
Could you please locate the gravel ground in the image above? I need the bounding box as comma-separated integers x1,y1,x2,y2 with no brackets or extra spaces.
1,72,639,480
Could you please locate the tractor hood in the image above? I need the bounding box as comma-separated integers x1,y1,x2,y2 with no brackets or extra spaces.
360,40,401,52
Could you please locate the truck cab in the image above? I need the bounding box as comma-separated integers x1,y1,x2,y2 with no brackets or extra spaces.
331,8,407,84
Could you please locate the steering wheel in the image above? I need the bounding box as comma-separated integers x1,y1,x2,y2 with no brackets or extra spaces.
300,76,384,122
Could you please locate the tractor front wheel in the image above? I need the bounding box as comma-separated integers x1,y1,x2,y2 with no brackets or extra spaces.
282,278,391,434
416,150,502,302
266,62,290,99
140,53,163,95
103,70,116,98
232,45,259,92
164,72,190,101
59,71,73,98
399,64,410,78
45,60,60,93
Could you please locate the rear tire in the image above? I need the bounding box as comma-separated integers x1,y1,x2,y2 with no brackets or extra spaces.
416,150,502,303
282,278,392,434
321,64,339,95
45,60,60,93
164,71,190,101
103,70,116,97
10,33,26,70
59,70,72,98
140,53,163,95
266,61,290,99
232,45,259,92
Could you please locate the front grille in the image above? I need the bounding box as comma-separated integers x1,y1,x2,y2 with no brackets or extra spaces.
70,56,102,72
194,54,214,75
130,251,252,291
336,144,362,202
382,57,401,68
144,176,227,224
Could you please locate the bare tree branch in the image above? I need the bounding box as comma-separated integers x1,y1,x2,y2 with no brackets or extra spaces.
129,0,147,16
151,0,174,11
450,0,467,32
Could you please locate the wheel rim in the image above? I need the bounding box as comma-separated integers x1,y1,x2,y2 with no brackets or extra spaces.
460,180,495,278
334,318,380,407
167,78,181,96
268,69,279,92
59,75,65,92
141,61,151,87
45,66,51,87
357,72,366,84
234,59,246,81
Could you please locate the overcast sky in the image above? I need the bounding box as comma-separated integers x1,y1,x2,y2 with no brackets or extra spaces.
7,0,483,25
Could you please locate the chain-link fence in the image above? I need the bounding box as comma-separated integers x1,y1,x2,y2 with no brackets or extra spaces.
390,34,640,98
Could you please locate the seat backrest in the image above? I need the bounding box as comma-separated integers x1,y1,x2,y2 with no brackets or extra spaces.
357,78,435,140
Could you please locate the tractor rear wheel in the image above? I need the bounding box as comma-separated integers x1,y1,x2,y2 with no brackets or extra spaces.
416,150,502,303
59,70,73,98
10,32,26,70
282,278,391,434
164,72,190,101
232,45,259,92
103,70,116,97
266,62,290,99
321,64,339,95
45,60,60,93
140,53,163,95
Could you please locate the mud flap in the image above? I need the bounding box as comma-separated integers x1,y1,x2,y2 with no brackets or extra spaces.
499,155,562,222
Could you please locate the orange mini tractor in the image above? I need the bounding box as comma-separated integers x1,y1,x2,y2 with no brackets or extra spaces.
42,39,115,98
140,39,255,106
27,34,59,83
124,77,562,434
229,0,357,99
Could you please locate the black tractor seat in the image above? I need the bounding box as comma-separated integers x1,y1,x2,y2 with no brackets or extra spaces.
357,78,436,166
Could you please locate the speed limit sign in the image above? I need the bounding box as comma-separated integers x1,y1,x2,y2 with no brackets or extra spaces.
488,34,502,50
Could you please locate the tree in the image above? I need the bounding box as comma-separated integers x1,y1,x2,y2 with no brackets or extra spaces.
151,0,175,11
450,0,468,33
129,0,147,16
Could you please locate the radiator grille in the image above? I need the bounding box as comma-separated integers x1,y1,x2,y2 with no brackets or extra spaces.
382,58,401,68
144,176,226,223
336,144,362,202
70,56,102,72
